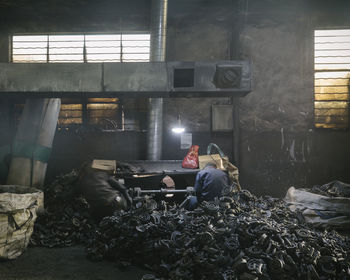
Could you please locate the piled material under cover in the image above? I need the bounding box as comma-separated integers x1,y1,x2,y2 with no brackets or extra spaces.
312,181,350,198
286,181,350,230
87,188,350,279
32,173,350,279
30,171,96,247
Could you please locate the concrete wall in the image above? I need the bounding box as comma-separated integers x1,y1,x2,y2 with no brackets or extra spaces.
237,0,350,196
0,99,13,182
0,0,151,182
1,0,350,197
46,130,147,179
165,0,350,196
163,0,235,160
0,0,236,183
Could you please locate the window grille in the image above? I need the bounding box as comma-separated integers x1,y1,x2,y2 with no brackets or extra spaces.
12,33,150,63
58,98,120,129
314,29,350,129
11,33,150,130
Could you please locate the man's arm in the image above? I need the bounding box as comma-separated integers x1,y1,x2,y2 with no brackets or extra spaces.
108,177,132,208
194,171,203,195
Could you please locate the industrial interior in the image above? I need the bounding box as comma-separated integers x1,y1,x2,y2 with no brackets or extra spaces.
1,0,350,279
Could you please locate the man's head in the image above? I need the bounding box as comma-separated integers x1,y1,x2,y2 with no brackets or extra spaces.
205,162,217,169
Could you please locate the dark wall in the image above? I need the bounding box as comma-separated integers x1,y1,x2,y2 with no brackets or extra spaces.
164,0,350,196
163,0,236,160
46,130,147,179
1,0,350,197
0,0,150,32
0,0,152,182
0,0,236,182
0,99,13,182
236,0,350,196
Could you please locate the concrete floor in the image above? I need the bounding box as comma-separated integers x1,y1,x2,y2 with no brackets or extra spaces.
0,246,147,280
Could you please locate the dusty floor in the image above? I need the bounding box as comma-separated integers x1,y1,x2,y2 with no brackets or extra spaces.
0,246,148,280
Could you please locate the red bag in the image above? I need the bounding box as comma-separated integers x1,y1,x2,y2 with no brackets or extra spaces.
182,145,199,169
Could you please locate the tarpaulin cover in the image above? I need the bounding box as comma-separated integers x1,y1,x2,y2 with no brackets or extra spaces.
285,182,350,229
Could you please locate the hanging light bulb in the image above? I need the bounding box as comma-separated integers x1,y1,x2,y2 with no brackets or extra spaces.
172,114,185,134
172,127,185,134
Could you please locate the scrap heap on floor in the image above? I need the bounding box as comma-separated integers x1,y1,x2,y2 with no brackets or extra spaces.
32,172,350,279
30,171,96,247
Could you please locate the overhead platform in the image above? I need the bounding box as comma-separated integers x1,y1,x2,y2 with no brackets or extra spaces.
0,61,251,98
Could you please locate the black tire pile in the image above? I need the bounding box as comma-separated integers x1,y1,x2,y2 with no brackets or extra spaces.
86,189,350,280
31,173,350,279
30,171,97,248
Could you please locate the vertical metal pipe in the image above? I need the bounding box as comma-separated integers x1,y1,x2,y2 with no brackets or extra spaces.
147,0,168,160
230,0,244,166
149,0,167,62
232,98,240,166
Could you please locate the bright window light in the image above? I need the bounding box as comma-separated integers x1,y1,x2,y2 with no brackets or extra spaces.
314,29,350,129
12,35,48,63
12,33,150,63
49,35,84,63
85,34,121,62
121,34,150,62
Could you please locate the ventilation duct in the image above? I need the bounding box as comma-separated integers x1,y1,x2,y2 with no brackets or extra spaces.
147,0,168,160
0,61,251,97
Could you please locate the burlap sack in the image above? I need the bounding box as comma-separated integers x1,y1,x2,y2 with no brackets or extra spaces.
0,185,42,259
198,143,241,190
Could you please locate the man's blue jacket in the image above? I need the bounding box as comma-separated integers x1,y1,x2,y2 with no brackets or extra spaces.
194,166,229,202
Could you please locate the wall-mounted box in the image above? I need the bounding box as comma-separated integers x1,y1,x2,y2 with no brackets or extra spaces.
212,105,233,132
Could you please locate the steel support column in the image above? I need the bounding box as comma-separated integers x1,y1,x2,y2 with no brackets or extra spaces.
147,0,168,160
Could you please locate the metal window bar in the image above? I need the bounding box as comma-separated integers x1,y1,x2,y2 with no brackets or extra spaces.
12,35,48,63
83,35,87,63
56,98,122,128
12,33,150,129
12,33,150,63
314,29,350,129
120,34,123,62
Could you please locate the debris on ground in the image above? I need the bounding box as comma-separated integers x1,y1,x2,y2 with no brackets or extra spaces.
312,180,350,198
31,173,350,279
87,187,350,279
30,171,97,248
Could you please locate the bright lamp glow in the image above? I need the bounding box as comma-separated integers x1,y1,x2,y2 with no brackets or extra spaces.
172,127,185,134
172,114,185,134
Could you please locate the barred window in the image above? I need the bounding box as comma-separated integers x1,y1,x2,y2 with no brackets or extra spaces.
58,98,121,129
314,29,350,129
11,33,150,130
12,33,150,63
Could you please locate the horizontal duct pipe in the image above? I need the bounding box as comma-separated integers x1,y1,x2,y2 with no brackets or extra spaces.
0,61,251,98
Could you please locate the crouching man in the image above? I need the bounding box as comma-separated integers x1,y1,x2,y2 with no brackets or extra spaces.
187,162,229,210
78,161,132,220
